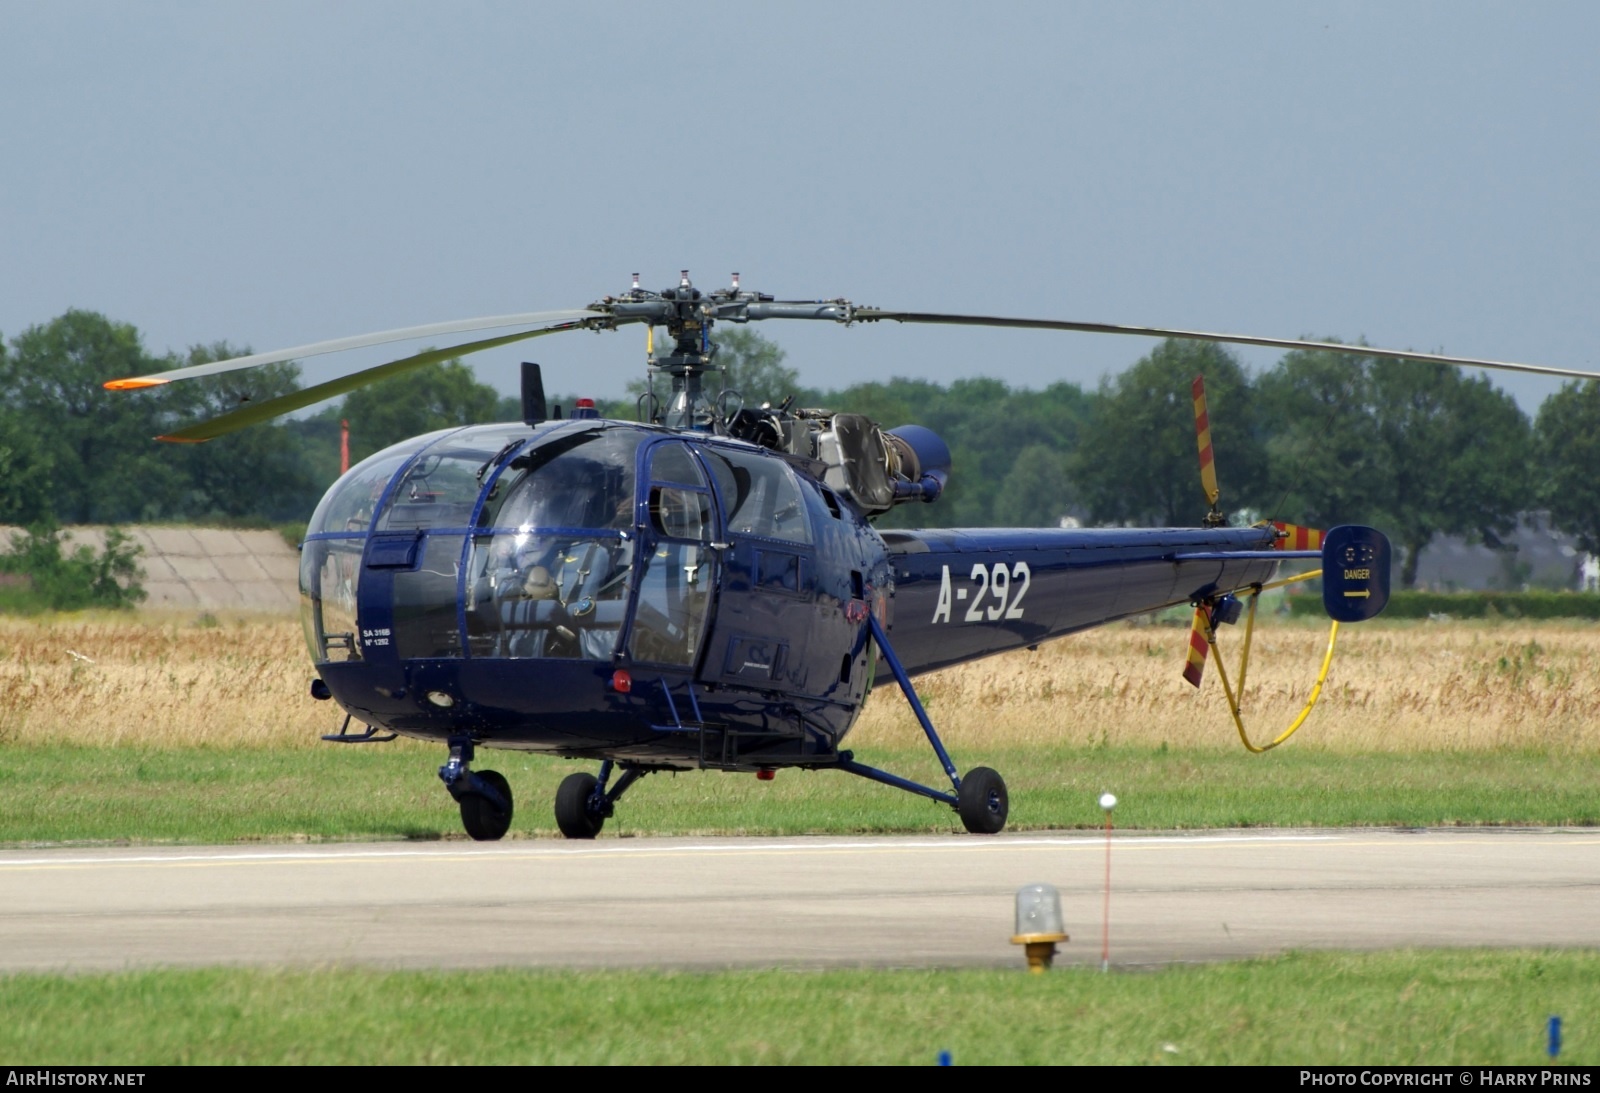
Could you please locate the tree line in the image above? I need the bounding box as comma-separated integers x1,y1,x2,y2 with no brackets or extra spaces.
3,310,1597,589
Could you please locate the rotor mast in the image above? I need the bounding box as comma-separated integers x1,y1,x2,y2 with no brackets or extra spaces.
607,271,723,429
599,271,856,431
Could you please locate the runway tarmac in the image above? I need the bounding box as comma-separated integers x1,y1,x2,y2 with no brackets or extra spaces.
2,828,1596,973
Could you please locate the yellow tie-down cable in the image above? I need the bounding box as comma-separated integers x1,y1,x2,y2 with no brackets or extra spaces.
1198,570,1341,754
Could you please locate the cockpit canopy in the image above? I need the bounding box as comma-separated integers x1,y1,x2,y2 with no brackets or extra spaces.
299,420,816,670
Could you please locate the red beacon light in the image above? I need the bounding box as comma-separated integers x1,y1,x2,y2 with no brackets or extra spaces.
573,397,600,420
608,668,632,694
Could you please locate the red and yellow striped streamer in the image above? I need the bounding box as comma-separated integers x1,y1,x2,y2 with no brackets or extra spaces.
1181,605,1212,688
1192,375,1220,507
1270,522,1325,551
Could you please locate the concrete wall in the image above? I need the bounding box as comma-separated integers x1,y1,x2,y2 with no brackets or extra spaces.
1,526,300,613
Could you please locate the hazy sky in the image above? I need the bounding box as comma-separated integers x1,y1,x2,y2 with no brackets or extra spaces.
4,1,1596,417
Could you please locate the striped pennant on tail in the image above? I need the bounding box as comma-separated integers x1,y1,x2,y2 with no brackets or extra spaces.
1270,521,1324,550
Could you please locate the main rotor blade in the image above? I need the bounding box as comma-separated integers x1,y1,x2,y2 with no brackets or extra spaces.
156,325,583,443
854,309,1600,382
106,308,603,390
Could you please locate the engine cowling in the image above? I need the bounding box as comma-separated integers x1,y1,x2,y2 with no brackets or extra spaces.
726,406,950,516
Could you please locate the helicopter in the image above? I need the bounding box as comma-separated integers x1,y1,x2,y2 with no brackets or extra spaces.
105,272,1599,839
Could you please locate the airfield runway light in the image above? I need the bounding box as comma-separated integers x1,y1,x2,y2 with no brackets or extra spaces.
1100,792,1117,971
1011,883,1068,973
608,669,632,694
425,690,455,709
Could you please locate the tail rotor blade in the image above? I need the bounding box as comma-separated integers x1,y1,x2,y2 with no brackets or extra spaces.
1192,374,1227,528
1181,605,1212,688
1192,374,1221,509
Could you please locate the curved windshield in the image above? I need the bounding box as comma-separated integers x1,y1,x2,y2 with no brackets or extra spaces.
300,538,363,663
306,429,459,537
486,428,642,532
377,424,532,532
302,432,455,663
466,428,646,659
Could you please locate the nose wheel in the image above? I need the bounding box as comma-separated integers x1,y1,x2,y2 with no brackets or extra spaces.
438,735,515,841
459,769,514,841
554,761,651,839
555,772,605,838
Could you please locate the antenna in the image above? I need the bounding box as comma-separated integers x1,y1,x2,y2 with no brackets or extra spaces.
520,362,548,426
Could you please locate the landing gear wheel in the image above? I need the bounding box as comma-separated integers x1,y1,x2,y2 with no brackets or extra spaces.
957,766,1008,834
459,769,513,841
555,771,605,839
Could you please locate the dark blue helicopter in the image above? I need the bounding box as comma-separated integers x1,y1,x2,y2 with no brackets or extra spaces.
108,273,1589,839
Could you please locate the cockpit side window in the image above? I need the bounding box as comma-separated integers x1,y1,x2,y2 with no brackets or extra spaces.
629,441,714,667
696,445,812,544
649,442,704,487
646,442,711,542
649,488,710,541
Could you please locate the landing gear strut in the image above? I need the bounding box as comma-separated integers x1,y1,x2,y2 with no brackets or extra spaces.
554,760,651,839
838,614,1011,834
439,735,514,841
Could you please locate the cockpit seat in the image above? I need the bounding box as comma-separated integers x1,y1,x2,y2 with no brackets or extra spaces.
488,539,626,659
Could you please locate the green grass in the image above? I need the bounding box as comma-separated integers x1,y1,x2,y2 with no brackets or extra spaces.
2,742,1597,844
1,951,1591,1064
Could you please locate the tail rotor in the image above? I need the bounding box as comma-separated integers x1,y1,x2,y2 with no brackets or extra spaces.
1181,602,1214,688
1191,375,1225,529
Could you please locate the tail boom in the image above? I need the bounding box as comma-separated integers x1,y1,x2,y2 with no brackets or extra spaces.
877,526,1281,677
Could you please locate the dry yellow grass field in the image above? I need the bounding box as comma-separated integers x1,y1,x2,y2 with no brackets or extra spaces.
3,611,1598,752
856,617,1600,753
0,612,336,748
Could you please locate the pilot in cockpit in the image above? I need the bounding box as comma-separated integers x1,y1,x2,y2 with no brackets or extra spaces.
483,457,634,659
